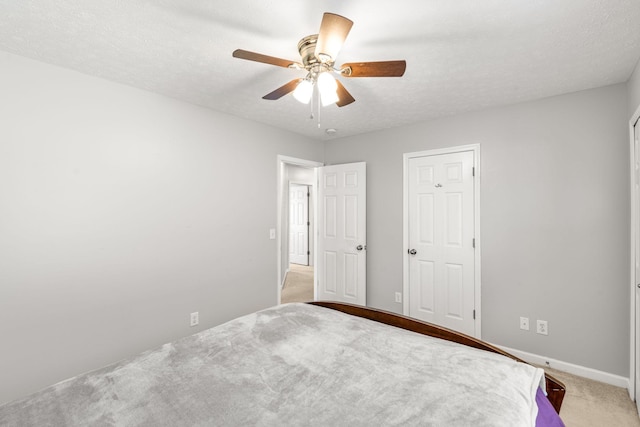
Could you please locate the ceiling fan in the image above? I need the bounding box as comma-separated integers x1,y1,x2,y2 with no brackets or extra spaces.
232,12,406,108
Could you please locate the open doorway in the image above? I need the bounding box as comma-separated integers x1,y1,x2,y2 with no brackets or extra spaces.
276,156,322,305
289,183,310,266
282,181,313,303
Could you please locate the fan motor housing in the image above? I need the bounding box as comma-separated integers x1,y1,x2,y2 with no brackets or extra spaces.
298,35,321,67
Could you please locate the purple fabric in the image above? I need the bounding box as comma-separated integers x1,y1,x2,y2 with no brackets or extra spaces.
536,387,565,427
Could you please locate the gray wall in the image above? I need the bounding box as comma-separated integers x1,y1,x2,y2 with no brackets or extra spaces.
0,51,323,404
0,47,634,404
324,84,630,376
629,58,640,118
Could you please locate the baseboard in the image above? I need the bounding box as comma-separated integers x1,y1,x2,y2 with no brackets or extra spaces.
496,344,630,390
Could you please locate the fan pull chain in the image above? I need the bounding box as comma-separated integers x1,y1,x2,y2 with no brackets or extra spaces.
316,85,321,129
307,84,321,129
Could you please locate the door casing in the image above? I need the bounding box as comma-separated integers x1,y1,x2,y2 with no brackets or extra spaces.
629,105,640,405
276,155,323,305
402,144,482,338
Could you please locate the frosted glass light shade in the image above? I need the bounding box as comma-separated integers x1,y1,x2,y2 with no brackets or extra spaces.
293,79,313,104
318,72,339,106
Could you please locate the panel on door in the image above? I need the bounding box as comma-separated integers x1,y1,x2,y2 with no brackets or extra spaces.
316,162,366,306
289,184,309,265
408,151,475,336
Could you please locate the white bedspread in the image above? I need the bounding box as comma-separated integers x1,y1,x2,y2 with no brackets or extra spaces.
0,303,543,426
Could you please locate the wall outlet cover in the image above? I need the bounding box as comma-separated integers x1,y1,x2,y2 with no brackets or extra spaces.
536,320,548,335
190,312,199,327
395,292,402,303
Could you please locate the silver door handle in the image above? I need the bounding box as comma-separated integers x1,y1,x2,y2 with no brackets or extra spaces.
408,249,417,255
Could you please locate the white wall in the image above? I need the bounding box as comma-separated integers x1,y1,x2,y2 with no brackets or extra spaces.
324,84,630,377
0,51,323,404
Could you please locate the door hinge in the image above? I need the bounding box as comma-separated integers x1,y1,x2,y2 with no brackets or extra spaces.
307,251,310,255
472,167,475,177
307,221,310,226
307,192,310,197
473,309,476,320
472,238,475,248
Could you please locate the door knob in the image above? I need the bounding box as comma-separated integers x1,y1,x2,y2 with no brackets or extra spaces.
356,245,364,251
408,249,417,255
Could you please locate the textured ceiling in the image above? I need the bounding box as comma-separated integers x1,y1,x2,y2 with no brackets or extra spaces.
1,0,640,140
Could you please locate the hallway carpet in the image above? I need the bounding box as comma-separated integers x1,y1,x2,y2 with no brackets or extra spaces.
281,264,313,304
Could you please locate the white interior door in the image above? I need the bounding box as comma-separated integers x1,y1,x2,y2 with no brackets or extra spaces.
316,162,366,305
289,184,309,265
407,151,476,336
634,118,640,414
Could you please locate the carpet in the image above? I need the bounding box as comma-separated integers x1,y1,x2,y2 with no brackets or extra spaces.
281,263,313,304
543,367,639,426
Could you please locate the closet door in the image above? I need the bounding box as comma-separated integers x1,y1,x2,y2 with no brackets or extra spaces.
407,150,476,336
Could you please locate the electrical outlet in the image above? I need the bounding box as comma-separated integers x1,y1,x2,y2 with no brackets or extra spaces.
395,292,402,303
536,320,548,335
519,317,529,331
190,312,199,327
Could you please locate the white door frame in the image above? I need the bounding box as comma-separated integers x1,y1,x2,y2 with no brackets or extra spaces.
402,144,482,338
276,155,323,305
629,104,640,402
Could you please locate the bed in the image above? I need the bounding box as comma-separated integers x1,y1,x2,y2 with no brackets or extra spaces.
0,302,565,426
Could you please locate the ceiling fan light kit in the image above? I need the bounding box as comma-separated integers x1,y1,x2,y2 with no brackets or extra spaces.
317,72,339,106
293,79,313,104
232,12,406,111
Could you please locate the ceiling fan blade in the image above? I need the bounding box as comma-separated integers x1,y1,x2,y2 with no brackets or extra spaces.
341,60,407,77
314,13,353,62
262,79,303,100
335,80,355,107
232,49,298,68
